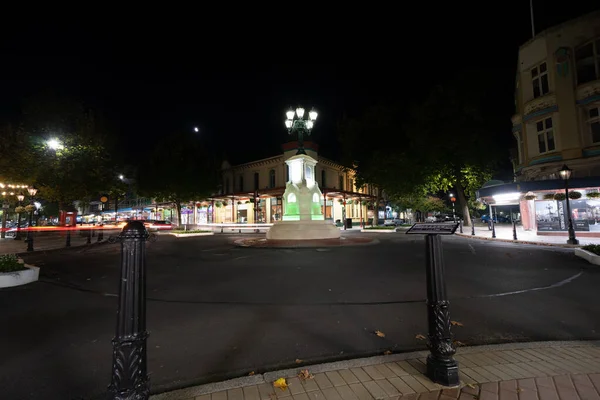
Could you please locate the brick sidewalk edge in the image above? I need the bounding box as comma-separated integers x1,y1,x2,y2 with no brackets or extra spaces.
149,340,600,399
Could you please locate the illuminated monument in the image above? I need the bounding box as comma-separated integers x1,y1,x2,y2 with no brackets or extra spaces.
266,107,341,240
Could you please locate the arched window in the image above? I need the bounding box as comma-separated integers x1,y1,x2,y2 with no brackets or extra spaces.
312,193,319,203
321,170,326,187
288,193,297,203
269,169,276,188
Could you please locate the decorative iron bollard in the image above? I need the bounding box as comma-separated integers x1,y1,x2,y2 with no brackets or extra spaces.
470,216,475,236
491,219,496,239
513,221,517,240
108,221,150,400
406,222,459,386
459,220,463,234
66,230,71,247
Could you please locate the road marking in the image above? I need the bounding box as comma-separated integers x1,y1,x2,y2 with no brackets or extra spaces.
468,244,476,254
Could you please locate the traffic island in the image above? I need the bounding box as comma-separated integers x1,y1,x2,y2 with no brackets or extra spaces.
234,236,377,248
0,255,39,288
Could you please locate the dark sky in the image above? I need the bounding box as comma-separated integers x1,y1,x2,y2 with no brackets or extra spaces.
1,2,599,167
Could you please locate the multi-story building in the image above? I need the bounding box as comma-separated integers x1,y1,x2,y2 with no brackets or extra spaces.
478,11,600,236
512,10,600,179
209,141,381,225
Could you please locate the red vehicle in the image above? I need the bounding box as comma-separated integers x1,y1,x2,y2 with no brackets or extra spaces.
143,220,173,231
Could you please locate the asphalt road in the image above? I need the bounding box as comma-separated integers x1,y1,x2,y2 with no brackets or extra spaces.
1,231,598,399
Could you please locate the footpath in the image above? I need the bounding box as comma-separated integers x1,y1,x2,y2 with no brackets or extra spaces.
151,341,600,400
0,230,119,255
455,224,600,247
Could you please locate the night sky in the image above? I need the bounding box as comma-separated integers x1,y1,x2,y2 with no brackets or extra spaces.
2,2,599,168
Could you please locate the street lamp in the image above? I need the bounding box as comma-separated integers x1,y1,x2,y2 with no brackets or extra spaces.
559,164,579,245
193,127,199,133
26,186,38,252
285,106,318,155
14,194,25,240
119,174,124,180
449,193,456,222
46,138,64,150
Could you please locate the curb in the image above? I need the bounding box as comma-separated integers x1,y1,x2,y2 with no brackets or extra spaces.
360,228,398,233
455,233,581,248
168,232,215,238
13,239,112,257
574,248,600,265
149,340,600,399
232,237,380,249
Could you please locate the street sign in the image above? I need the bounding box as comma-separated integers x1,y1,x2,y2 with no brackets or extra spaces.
2,202,9,209
405,222,459,235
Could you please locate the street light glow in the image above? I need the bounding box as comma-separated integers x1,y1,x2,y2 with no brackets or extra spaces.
286,109,295,120
119,175,124,180
194,127,199,133
309,108,318,121
47,138,64,150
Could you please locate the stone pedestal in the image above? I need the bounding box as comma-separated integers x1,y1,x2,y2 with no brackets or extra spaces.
267,154,340,241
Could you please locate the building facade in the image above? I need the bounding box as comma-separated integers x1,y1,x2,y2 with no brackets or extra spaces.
210,141,381,225
512,10,600,180
478,11,600,236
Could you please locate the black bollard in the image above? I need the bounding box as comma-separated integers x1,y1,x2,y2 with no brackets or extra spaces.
471,216,475,236
98,227,104,242
491,219,496,239
513,221,517,240
424,234,459,386
66,230,71,247
108,221,150,400
87,228,92,244
459,220,463,234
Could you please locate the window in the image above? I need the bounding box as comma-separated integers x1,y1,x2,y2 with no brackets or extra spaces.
288,193,296,203
588,106,600,143
531,62,549,98
576,39,600,85
312,193,319,203
339,175,344,190
286,166,289,182
269,169,275,188
254,172,259,191
239,176,244,192
536,117,555,154
321,170,326,187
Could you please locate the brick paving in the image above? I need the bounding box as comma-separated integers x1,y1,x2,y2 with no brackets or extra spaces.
150,342,600,400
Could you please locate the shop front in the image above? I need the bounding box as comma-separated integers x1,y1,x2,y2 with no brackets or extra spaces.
477,176,600,237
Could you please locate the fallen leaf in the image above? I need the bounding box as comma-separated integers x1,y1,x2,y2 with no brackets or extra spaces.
467,383,476,389
295,358,303,364
298,369,314,380
415,334,426,340
517,388,523,393
273,378,288,390
375,330,386,338
383,350,392,355
454,340,466,347
248,371,255,376
450,321,464,327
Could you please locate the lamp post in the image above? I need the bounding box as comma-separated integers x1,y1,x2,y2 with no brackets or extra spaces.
14,194,25,240
285,106,318,155
26,186,38,252
559,164,579,245
449,193,456,222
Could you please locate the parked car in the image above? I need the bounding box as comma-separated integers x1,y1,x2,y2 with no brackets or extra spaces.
144,220,173,231
384,218,404,226
480,215,511,223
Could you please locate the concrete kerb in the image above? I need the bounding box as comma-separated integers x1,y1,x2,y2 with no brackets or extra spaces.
455,232,581,248
13,239,111,257
149,340,600,400
232,237,380,249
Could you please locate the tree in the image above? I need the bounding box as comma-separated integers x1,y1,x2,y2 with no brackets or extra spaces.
5,93,120,215
338,70,505,226
137,131,219,226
